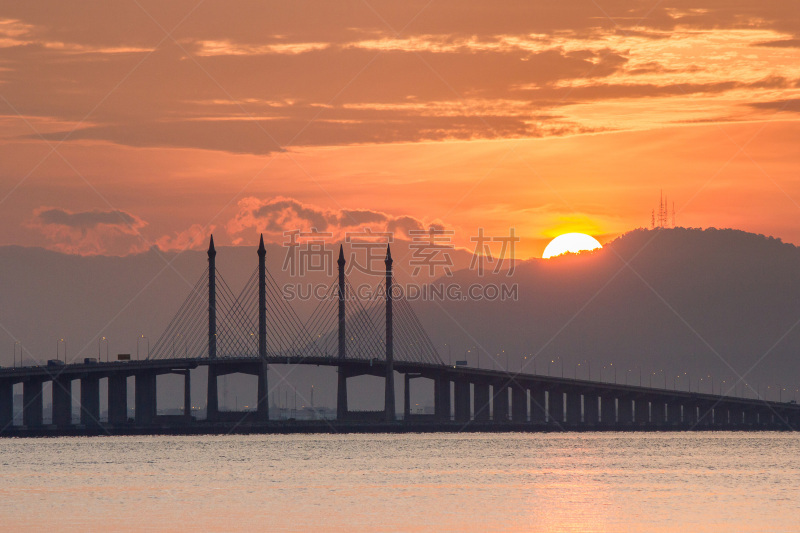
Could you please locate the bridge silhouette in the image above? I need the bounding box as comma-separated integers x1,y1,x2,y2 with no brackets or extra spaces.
1,236,798,435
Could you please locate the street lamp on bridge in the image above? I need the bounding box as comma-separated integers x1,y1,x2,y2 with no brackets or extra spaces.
137,335,149,360
57,338,66,363
99,336,108,362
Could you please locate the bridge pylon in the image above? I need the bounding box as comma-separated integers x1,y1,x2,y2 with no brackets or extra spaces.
257,234,269,420
336,245,348,420
206,235,218,421
384,244,395,422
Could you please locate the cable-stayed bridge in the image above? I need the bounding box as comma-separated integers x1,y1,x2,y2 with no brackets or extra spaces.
0,236,798,435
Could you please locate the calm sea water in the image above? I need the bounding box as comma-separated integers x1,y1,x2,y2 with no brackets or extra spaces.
0,432,798,532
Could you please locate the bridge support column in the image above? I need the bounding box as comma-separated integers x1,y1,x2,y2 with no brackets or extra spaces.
23,379,43,427
493,383,509,422
454,380,471,423
714,404,728,426
584,394,599,425
135,371,156,425
566,391,581,425
601,396,615,425
336,371,348,420
635,399,649,425
404,374,411,420
434,374,450,421
531,388,546,424
547,390,563,424
52,376,72,427
207,364,218,421
618,397,633,426
0,380,12,430
511,384,527,422
684,403,698,426
665,402,680,426
257,360,268,421
184,370,192,420
108,374,128,425
474,382,490,422
698,403,713,426
79,376,100,427
651,401,666,425
744,409,757,426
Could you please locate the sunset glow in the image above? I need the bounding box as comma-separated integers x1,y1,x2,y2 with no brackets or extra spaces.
0,3,797,258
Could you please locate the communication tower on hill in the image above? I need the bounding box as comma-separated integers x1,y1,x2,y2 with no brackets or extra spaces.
651,191,675,229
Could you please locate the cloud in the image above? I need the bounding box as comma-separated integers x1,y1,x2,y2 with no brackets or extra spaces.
753,39,800,48
155,224,215,252
1,2,799,154
226,196,437,240
36,207,140,231
29,207,148,256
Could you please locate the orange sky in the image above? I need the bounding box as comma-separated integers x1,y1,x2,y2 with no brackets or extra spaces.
0,1,798,258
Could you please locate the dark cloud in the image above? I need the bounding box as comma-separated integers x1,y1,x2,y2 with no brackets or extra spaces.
227,197,438,240
29,207,148,255
36,207,140,231
748,99,800,112
1,1,797,153
753,39,800,48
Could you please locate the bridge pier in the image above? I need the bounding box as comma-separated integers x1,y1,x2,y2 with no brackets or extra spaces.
474,382,490,421
584,394,599,425
511,384,527,422
257,360,268,421
207,365,218,421
52,376,72,427
336,370,348,420
531,387,547,424
79,376,100,427
651,400,666,425
135,371,156,425
493,383,509,422
698,403,713,426
635,398,649,425
108,374,128,425
0,380,12,429
454,380,470,423
404,374,410,419
547,390,563,424
434,374,450,421
600,395,615,425
618,397,633,426
714,404,728,426
664,402,680,426
684,403,698,426
184,370,192,420
566,391,581,425
23,379,43,427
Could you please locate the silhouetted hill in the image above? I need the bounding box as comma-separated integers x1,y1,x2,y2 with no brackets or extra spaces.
416,227,800,399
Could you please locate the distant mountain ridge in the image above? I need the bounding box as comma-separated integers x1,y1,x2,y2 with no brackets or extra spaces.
415,227,800,399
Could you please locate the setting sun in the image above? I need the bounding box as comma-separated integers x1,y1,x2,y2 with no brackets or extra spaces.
542,233,603,258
